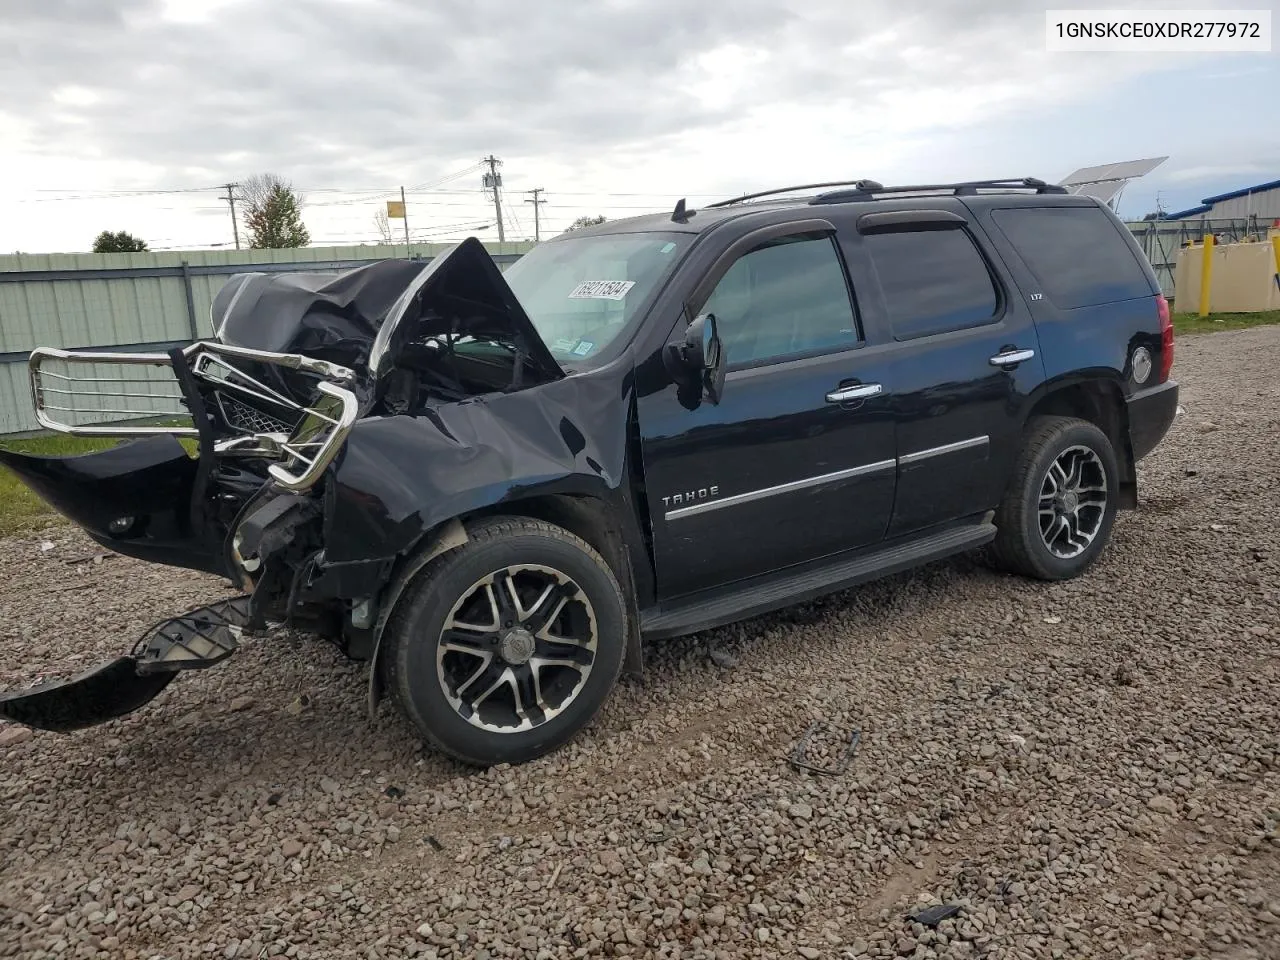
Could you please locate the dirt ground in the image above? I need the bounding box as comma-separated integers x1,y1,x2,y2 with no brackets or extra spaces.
1,327,1277,960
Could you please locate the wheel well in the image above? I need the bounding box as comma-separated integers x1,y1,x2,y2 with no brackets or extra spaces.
462,495,645,675
1025,381,1136,508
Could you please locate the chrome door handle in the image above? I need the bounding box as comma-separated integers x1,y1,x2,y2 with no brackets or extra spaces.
826,383,882,403
989,348,1035,367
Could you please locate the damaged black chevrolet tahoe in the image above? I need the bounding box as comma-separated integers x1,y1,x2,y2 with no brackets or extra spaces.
0,177,1178,766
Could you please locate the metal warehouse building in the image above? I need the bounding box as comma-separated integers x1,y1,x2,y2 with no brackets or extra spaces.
1164,178,1280,222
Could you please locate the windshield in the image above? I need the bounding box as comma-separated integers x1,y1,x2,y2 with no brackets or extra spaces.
501,232,689,367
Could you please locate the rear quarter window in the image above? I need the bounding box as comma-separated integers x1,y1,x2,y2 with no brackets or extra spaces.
991,206,1152,309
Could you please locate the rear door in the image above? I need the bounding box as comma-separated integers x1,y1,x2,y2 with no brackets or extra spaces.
973,201,1165,386
637,223,897,598
843,205,1047,538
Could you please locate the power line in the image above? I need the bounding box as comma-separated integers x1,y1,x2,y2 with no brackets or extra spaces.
501,185,525,240
301,165,486,210
405,160,487,193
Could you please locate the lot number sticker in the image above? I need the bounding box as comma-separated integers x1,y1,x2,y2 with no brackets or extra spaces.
568,280,635,300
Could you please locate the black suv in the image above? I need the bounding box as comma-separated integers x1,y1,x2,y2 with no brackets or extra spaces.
0,177,1178,766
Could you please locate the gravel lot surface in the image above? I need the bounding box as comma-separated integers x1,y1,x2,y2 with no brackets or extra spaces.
2,327,1278,960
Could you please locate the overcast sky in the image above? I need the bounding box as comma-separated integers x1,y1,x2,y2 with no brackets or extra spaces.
0,0,1276,253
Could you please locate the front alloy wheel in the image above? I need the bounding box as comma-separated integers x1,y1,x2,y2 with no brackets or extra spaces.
385,517,626,766
438,564,597,733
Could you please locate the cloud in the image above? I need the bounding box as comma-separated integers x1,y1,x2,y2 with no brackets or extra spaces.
0,0,1271,250
1164,163,1280,184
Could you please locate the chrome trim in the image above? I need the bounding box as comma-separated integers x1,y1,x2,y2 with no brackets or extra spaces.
665,459,896,520
28,347,199,437
989,348,1035,367
27,342,359,493
899,435,989,465
267,382,360,492
825,383,883,403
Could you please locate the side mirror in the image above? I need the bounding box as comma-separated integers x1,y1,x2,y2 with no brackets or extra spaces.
664,312,726,405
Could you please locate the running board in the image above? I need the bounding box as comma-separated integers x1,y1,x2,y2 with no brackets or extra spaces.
640,521,996,640
0,596,251,732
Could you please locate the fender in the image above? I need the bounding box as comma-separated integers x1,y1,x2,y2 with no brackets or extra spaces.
1016,370,1137,507
365,517,469,715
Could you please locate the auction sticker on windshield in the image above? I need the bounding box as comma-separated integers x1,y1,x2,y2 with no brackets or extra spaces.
568,280,635,300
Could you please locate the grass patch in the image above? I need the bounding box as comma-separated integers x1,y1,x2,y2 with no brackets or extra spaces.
1172,308,1280,336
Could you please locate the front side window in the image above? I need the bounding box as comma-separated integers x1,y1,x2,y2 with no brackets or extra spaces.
699,234,859,367
864,229,1000,341
502,232,689,367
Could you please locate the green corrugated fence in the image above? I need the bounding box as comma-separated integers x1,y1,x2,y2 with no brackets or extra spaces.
0,242,533,435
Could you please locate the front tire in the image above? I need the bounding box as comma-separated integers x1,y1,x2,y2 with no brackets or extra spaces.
991,416,1119,581
384,517,626,766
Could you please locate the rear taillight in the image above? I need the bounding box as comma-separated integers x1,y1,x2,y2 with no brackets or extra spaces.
1156,294,1174,383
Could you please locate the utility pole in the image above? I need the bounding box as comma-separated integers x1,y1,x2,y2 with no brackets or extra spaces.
482,155,505,242
223,183,240,250
400,185,410,246
525,188,546,242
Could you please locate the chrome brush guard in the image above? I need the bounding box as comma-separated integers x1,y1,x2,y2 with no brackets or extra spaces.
28,342,360,492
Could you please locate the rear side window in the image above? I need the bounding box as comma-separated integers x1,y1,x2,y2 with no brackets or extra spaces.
863,229,1000,341
991,206,1151,309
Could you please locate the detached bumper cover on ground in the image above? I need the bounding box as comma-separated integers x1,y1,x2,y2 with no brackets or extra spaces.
0,597,251,731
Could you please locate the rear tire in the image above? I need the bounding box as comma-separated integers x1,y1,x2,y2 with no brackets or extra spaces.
384,516,626,767
991,416,1119,581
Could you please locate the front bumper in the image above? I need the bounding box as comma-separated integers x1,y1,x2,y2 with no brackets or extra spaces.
0,436,224,574
1127,379,1178,462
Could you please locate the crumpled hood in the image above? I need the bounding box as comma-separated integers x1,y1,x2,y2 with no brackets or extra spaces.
211,237,564,384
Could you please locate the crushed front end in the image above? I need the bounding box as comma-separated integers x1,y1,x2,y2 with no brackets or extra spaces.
0,241,565,732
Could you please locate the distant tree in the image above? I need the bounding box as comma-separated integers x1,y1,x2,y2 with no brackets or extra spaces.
240,173,310,249
1142,211,1163,221
373,207,393,243
93,230,148,253
563,214,607,232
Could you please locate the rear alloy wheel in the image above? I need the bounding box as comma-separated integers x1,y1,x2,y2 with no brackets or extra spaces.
1037,445,1109,559
991,416,1120,581
385,517,626,766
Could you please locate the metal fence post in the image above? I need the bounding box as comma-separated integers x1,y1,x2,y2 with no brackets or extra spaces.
180,261,199,339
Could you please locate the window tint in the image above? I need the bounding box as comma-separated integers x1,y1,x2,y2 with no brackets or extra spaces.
991,206,1151,309
700,235,858,366
863,229,1000,341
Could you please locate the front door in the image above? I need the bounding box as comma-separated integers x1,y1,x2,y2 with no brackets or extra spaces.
637,229,897,599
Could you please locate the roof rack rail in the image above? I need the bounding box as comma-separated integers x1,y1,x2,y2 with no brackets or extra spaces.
810,178,1068,205
707,177,1067,208
706,180,885,208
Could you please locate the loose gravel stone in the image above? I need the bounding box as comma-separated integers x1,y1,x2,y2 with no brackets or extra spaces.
0,724,33,747
2,327,1279,960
